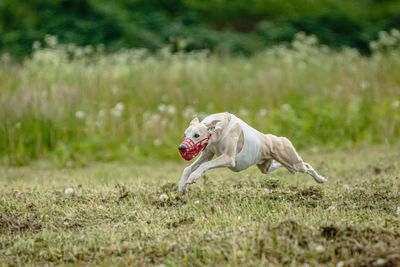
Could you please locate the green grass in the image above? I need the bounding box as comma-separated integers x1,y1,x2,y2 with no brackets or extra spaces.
1,31,400,166
1,147,399,266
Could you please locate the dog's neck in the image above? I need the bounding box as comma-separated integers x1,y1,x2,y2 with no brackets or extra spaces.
201,112,232,144
213,114,236,143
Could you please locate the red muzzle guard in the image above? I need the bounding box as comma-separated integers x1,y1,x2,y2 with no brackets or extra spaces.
179,136,211,161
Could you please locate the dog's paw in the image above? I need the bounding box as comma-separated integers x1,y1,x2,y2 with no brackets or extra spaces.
179,186,187,196
315,175,327,183
185,178,196,185
187,171,201,185
178,182,188,196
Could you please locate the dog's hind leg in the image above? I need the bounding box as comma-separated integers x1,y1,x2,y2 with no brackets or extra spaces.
257,159,282,174
268,160,282,173
268,135,327,183
301,162,327,183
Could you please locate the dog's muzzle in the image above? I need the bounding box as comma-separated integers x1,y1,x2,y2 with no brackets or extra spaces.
179,136,211,161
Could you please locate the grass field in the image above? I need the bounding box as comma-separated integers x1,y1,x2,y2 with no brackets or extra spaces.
1,146,399,266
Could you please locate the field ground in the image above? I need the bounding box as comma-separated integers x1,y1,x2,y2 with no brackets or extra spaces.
1,146,399,266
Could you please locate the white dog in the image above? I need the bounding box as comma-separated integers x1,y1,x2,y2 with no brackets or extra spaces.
178,112,326,195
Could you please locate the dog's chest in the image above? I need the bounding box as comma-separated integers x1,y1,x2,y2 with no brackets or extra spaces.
208,115,262,171
206,144,224,157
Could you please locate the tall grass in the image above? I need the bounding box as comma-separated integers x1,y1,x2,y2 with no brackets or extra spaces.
1,32,400,166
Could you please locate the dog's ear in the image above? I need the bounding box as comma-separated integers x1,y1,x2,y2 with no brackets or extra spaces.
189,117,199,126
206,120,221,133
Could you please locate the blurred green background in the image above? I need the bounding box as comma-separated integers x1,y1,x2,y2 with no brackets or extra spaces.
0,0,399,166
1,0,400,57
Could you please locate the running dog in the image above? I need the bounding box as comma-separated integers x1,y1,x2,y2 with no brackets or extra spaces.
178,112,326,195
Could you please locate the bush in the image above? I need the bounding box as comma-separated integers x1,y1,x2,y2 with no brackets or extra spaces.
1,0,400,57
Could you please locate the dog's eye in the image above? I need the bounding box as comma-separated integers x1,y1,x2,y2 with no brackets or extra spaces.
194,133,200,138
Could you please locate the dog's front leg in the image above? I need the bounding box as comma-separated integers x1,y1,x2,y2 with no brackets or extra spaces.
186,123,241,186
179,151,214,195
186,154,235,185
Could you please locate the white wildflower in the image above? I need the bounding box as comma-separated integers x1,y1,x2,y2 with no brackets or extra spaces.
158,104,166,113
32,41,41,50
391,100,400,108
66,43,77,52
369,41,379,51
311,146,319,153
391,28,400,38
96,109,106,127
360,81,369,90
74,47,84,58
64,187,74,194
375,258,386,265
280,104,292,112
258,108,268,117
183,106,197,118
166,105,176,116
396,206,400,215
239,108,249,117
380,30,397,46
194,200,200,205
1,53,11,63
264,188,272,193
343,184,350,190
111,102,125,118
150,113,161,123
115,102,125,111
44,35,58,47
153,139,162,147
336,261,344,267
75,111,86,119
159,194,169,201
315,245,325,253
84,45,93,54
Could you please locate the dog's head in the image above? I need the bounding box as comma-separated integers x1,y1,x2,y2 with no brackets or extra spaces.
178,117,221,161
